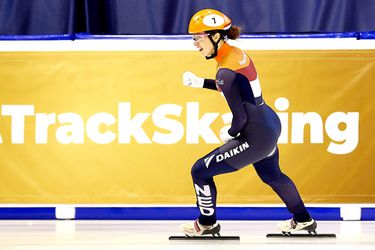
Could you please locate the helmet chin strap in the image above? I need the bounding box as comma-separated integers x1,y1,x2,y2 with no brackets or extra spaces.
205,34,221,60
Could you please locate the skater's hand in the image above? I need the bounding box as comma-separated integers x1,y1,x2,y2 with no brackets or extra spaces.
220,127,236,143
182,71,204,88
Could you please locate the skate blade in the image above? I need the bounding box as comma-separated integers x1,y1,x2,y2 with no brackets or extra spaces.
169,235,240,240
266,233,336,238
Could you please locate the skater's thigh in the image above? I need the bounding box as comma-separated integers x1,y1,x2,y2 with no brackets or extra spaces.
218,136,271,170
192,147,238,179
253,147,282,181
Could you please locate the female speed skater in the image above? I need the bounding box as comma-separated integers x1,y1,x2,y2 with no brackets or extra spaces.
180,9,317,236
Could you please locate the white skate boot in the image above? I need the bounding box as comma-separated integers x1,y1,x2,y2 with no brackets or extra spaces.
180,220,221,237
277,218,317,235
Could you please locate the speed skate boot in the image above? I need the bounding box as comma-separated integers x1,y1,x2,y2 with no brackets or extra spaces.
180,220,221,237
277,218,317,235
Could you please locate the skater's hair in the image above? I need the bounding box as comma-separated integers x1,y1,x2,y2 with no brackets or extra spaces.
207,25,241,40
226,26,241,40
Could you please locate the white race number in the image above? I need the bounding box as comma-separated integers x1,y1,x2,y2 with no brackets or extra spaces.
203,14,225,27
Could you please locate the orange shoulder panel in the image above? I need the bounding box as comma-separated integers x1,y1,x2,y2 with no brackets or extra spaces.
219,46,257,81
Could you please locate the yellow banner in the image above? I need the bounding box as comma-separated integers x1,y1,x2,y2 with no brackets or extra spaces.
0,50,374,203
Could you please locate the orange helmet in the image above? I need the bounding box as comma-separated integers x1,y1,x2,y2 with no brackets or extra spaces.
188,9,232,34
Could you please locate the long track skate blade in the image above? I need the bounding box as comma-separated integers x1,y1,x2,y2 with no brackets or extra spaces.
266,233,336,238
169,236,240,240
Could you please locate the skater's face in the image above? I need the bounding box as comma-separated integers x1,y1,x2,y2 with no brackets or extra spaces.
192,33,218,58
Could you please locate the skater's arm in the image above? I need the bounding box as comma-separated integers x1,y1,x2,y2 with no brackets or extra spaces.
183,71,218,91
217,68,247,137
203,79,218,91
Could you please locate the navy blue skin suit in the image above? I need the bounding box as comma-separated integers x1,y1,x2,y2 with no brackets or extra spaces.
190,42,311,225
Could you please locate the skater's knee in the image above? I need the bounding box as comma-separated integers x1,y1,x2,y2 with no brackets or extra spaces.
259,175,276,186
256,169,281,185
191,159,206,179
259,172,289,187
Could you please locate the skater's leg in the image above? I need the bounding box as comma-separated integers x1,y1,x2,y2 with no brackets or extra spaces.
191,148,238,225
190,133,278,226
253,147,311,222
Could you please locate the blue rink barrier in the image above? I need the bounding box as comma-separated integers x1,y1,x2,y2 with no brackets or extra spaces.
75,32,358,40
0,31,374,40
358,31,375,39
0,34,75,40
0,206,373,220
0,207,55,219
361,208,375,220
75,207,341,221
241,32,357,39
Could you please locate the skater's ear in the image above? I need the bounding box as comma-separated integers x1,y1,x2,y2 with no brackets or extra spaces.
211,32,221,43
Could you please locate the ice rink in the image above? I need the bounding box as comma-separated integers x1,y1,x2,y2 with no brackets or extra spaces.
0,220,374,250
